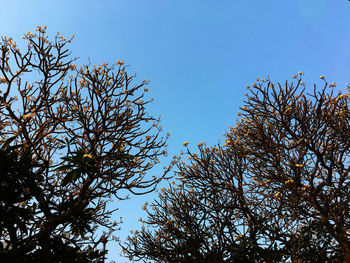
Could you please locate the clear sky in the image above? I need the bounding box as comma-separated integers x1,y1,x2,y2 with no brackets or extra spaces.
1,0,350,262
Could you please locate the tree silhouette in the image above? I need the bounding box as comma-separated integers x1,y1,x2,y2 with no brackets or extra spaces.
123,142,287,263
0,27,168,262
124,74,348,263
234,74,349,262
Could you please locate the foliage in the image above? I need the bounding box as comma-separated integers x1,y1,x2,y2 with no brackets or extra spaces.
0,27,168,262
124,74,349,263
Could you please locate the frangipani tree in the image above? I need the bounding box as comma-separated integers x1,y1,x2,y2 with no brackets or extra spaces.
123,142,286,263
124,74,348,263
0,27,168,262
234,73,349,262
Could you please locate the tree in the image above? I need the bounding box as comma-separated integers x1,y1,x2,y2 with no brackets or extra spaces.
0,27,168,262
123,73,348,263
233,73,349,262
123,142,287,263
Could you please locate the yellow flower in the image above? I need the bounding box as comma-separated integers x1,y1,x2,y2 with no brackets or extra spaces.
295,164,303,168
320,75,325,80
284,179,294,184
83,154,93,158
183,142,189,147
235,234,243,240
197,142,204,147
141,202,148,211
274,192,280,198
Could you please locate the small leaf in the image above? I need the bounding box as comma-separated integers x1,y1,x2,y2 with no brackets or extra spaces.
61,169,81,186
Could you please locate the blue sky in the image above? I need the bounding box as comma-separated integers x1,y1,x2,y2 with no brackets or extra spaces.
1,0,350,262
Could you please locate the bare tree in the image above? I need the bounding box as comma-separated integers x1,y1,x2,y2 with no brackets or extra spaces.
233,73,348,262
0,26,168,262
123,142,286,263
123,73,348,263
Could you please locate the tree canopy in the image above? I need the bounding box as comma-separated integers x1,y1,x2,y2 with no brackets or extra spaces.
1,27,349,263
123,74,349,263
0,27,168,262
